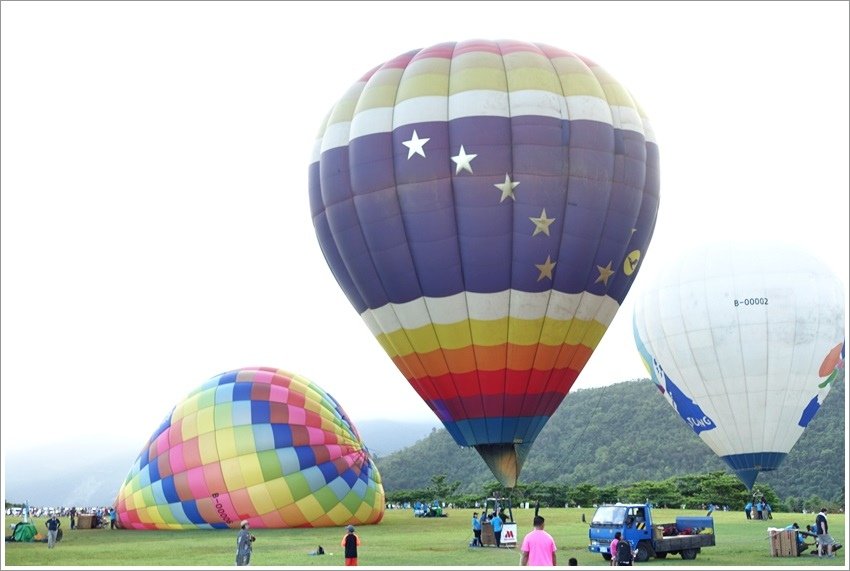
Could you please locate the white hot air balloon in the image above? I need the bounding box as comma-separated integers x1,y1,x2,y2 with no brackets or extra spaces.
632,241,845,489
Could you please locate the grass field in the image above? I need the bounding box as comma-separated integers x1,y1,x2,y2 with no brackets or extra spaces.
2,508,845,567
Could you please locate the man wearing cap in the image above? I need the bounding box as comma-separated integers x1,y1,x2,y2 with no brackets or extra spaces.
236,520,255,566
341,524,361,566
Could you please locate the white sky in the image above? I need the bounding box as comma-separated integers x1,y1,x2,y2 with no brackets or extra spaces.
2,1,848,459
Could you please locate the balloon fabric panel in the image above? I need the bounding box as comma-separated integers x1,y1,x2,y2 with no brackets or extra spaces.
115,367,384,529
310,40,659,486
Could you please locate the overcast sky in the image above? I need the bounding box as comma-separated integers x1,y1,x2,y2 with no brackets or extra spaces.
2,1,848,462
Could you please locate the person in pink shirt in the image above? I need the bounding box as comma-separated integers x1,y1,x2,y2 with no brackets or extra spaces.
609,531,621,566
520,515,557,566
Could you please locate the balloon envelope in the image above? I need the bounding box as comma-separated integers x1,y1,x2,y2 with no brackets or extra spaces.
115,367,384,529
633,241,845,489
309,39,660,486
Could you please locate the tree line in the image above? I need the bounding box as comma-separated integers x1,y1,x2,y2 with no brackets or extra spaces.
375,378,845,507
385,472,842,515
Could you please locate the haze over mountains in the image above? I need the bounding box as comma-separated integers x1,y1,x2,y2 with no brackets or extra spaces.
2,419,439,507
4,380,843,507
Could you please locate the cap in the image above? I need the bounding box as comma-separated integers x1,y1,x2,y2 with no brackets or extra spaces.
241,520,249,528
347,525,355,532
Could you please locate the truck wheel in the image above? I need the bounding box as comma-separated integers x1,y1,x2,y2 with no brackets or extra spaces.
681,548,698,560
635,541,652,562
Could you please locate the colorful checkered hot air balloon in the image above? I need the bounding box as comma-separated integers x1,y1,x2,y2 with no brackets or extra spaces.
114,367,384,529
309,39,660,487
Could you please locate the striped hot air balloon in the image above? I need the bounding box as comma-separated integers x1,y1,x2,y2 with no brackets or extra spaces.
309,39,660,487
115,367,384,529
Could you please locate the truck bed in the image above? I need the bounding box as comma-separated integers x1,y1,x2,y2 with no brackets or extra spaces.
655,532,716,552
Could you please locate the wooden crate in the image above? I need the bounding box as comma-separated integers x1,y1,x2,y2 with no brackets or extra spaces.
76,514,95,529
769,529,796,557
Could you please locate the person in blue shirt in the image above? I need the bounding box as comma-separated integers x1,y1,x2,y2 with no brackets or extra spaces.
471,512,482,547
744,501,752,519
491,511,504,548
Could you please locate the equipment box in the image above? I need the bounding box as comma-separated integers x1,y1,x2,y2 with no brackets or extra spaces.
769,529,796,557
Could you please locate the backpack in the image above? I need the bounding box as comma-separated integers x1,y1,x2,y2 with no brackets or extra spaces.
617,539,633,563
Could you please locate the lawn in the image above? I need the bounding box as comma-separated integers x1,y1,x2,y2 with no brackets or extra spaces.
3,507,845,567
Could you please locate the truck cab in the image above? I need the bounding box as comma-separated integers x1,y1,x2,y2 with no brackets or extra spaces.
588,503,715,562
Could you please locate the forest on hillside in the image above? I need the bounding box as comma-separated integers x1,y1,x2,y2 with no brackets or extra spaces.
375,378,845,504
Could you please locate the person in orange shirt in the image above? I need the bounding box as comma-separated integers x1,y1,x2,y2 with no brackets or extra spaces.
341,525,362,566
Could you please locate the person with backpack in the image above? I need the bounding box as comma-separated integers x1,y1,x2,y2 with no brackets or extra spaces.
341,524,361,566
616,538,635,566
609,532,621,566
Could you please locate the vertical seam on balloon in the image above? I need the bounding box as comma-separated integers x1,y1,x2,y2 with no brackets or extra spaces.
354,52,441,435
693,253,740,467
497,38,514,451
512,42,566,446
548,55,615,421
727,249,757,462
445,40,488,448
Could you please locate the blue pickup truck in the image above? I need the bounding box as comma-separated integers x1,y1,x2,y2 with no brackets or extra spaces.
588,503,716,562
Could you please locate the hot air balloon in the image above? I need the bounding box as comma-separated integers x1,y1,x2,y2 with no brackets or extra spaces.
114,367,384,530
632,241,845,489
309,39,660,487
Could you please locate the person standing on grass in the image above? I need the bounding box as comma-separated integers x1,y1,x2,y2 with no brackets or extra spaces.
341,524,361,566
45,514,61,548
519,515,556,566
471,512,482,547
815,507,835,557
616,538,635,566
609,531,621,566
491,510,504,548
236,520,255,566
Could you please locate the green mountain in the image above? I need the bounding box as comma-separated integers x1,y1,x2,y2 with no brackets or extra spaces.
375,378,845,503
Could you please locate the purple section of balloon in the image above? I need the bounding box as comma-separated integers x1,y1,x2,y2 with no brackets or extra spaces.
310,113,658,313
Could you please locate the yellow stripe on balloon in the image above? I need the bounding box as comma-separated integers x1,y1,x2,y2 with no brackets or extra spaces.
375,316,607,357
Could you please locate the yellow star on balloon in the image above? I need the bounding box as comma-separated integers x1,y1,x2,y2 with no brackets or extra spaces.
535,255,556,281
529,208,555,236
595,261,615,286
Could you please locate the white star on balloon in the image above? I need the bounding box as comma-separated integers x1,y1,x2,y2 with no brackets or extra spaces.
451,145,477,174
494,174,520,202
402,130,430,159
